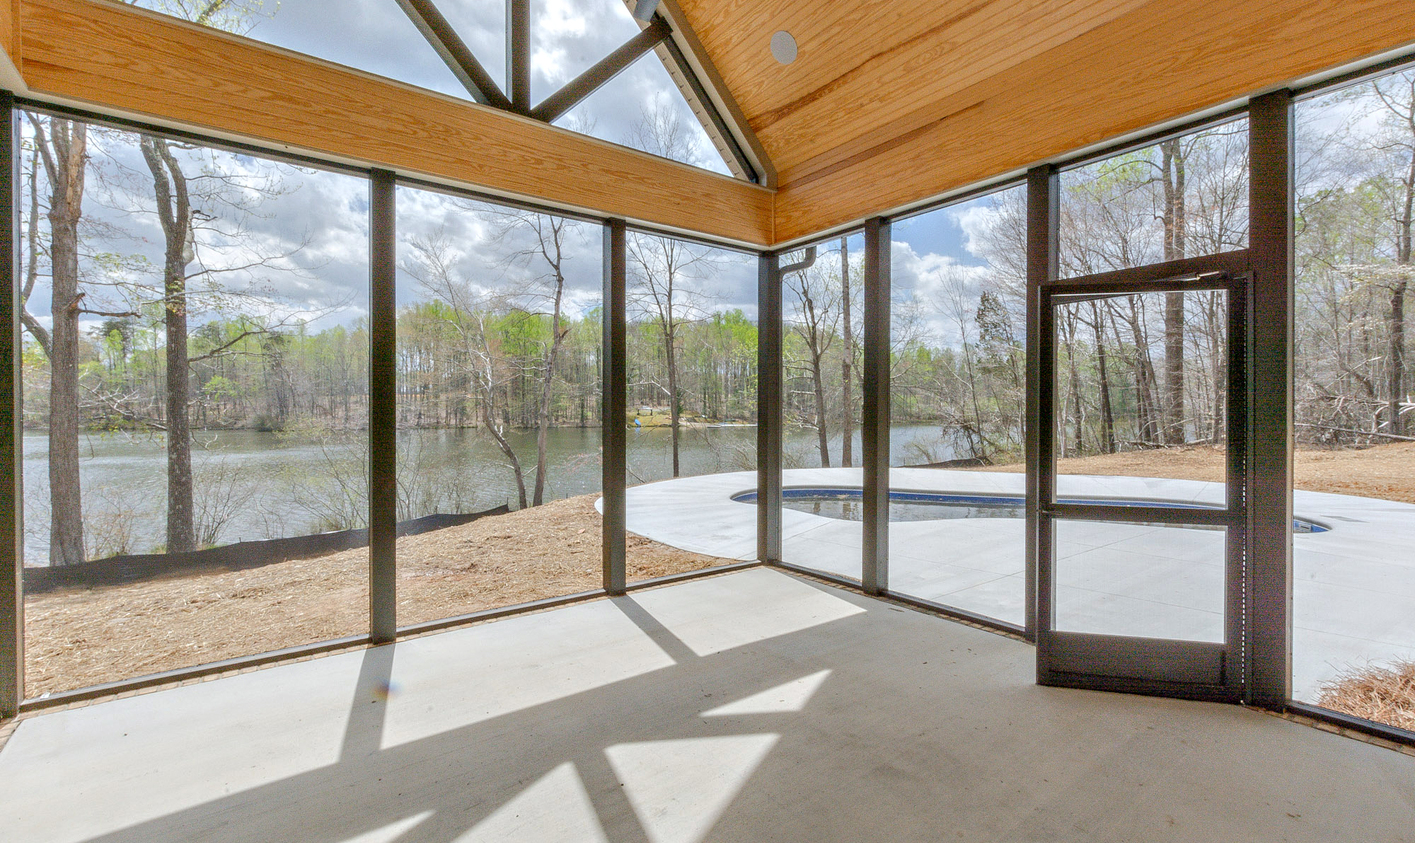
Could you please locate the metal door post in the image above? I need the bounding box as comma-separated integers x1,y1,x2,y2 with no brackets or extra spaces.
861,219,891,595
1026,165,1058,646
603,220,627,594
1247,89,1295,708
369,169,397,643
1,92,21,716
757,252,782,563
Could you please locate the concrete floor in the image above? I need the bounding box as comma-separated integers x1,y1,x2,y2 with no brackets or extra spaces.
2,568,1412,842
623,469,1415,700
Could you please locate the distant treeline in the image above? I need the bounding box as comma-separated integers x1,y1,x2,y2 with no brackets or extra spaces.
21,306,767,434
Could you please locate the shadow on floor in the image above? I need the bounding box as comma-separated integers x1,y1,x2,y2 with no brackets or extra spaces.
8,570,1415,843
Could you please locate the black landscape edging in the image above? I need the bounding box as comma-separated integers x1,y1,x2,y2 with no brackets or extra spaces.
22,506,511,593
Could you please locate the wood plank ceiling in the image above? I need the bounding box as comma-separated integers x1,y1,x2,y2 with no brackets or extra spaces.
682,0,1148,188
675,0,1415,243
8,0,1415,246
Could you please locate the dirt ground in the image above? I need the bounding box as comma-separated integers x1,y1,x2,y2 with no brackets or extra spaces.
977,441,1415,505
23,494,735,698
24,443,1415,700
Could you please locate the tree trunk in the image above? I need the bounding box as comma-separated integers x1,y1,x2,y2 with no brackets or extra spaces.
1091,302,1117,454
1390,151,1415,435
1065,315,1085,456
810,348,831,467
37,118,87,565
141,135,197,553
533,267,566,506
1161,140,1188,445
840,237,853,467
483,397,527,510
1163,292,1186,444
1123,298,1161,445
664,322,681,477
1391,280,1409,435
961,339,986,459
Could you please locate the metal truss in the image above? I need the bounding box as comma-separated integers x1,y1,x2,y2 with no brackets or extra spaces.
393,0,762,183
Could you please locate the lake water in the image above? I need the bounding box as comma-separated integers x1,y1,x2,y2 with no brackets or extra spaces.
21,424,961,565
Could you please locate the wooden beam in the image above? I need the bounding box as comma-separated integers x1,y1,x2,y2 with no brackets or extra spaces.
0,0,21,91
18,0,773,246
0,0,15,59
773,0,1415,243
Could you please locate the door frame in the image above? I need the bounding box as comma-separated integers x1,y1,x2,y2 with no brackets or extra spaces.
1033,257,1251,703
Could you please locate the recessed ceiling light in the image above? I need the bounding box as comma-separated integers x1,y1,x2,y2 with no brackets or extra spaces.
771,30,797,65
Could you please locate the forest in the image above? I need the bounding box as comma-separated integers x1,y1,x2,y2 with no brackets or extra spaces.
18,68,1415,564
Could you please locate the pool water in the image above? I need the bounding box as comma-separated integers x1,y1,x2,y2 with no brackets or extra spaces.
732,489,1329,533
783,495,1024,523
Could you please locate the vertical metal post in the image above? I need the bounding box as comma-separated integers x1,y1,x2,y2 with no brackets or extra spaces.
602,220,627,595
1026,165,1058,647
506,0,531,113
861,220,890,595
757,252,782,562
1246,90,1294,708
369,169,397,644
1,92,21,717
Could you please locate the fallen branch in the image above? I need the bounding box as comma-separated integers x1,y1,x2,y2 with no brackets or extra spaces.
1297,422,1415,442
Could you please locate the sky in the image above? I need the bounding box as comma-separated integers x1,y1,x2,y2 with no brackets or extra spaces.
131,0,729,175
21,3,1410,352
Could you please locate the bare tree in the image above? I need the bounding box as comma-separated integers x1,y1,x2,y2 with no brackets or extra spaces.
622,98,723,477
628,233,712,476
1368,73,1415,435
934,268,990,458
24,116,88,564
784,253,844,466
129,0,277,550
1160,138,1188,444
406,231,531,507
140,135,200,550
491,210,580,506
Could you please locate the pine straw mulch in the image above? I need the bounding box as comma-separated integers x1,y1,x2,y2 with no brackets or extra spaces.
23,494,735,699
975,441,1415,505
1316,661,1415,733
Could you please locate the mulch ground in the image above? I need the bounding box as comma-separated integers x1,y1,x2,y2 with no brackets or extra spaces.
23,494,733,698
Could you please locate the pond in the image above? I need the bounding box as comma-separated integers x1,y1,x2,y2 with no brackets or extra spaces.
21,423,963,564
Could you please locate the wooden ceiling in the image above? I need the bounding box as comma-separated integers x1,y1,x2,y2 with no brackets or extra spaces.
5,0,1415,246
675,0,1415,242
678,0,1148,188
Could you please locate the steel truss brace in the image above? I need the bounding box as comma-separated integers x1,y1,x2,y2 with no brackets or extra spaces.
395,0,672,124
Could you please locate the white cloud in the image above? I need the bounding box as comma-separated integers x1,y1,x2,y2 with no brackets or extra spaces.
891,239,992,349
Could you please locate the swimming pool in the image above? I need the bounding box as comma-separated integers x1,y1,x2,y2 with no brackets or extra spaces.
731,489,1330,533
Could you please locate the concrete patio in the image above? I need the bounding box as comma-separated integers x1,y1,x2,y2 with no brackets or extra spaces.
2,567,1412,843
622,469,1415,700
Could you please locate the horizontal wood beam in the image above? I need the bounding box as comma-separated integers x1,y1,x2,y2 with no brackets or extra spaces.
772,0,1415,243
18,0,773,246
0,0,20,90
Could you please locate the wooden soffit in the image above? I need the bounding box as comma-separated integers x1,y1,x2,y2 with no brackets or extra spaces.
15,0,775,246
676,0,1415,243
